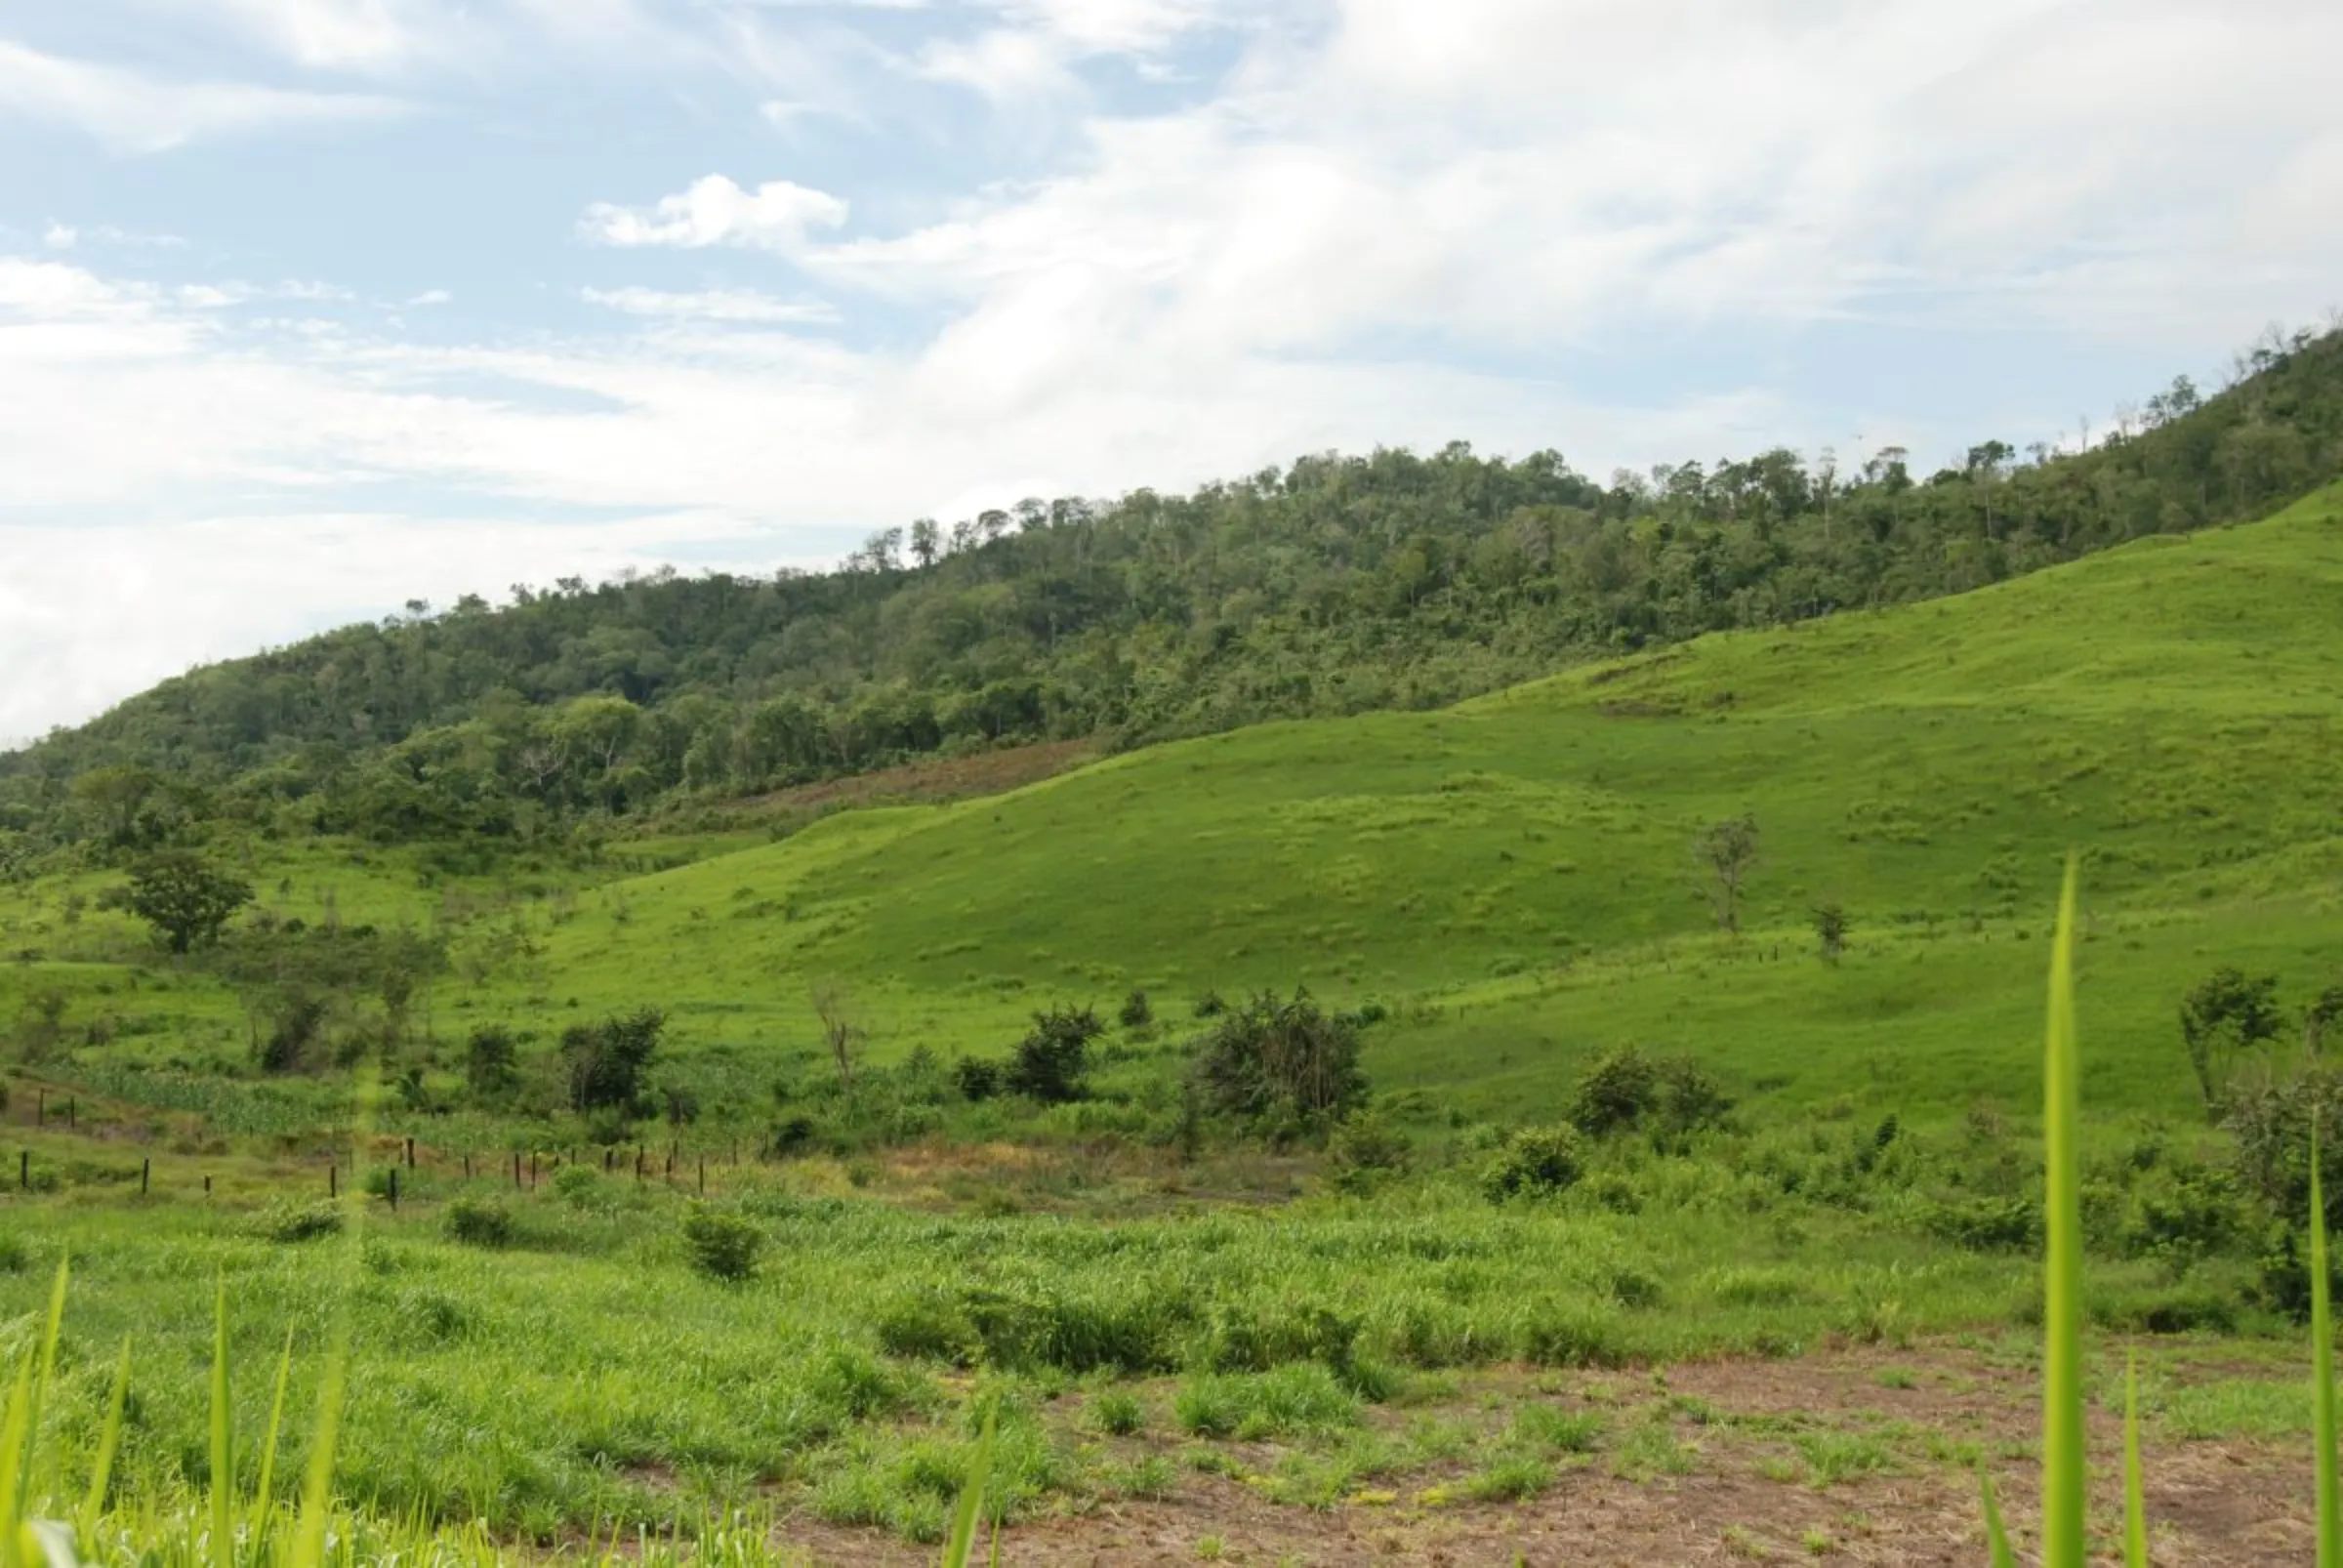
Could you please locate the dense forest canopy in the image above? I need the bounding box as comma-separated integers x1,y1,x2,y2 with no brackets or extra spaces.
3,323,2339,864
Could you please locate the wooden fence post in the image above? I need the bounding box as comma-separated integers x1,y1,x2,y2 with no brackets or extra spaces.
141,1157,150,1195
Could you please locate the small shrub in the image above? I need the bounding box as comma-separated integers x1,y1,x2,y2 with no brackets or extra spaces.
1089,1388,1145,1435
953,1056,1004,1102
1195,989,1368,1125
680,1203,763,1282
0,1235,25,1273
1464,1454,1553,1502
1007,1005,1104,1103
261,1200,345,1244
550,1163,604,1208
1480,1125,1585,1202
1328,1114,1411,1193
443,1196,513,1249
1567,1045,1731,1138
877,1291,978,1364
1119,989,1153,1029
1510,1403,1603,1454
1919,1195,2039,1252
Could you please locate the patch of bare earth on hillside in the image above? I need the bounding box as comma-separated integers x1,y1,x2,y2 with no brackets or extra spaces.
732,741,1095,820
777,1343,2314,1566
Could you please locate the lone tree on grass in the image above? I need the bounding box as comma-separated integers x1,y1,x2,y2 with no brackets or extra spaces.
560,1008,664,1117
811,979,864,1096
109,850,253,954
2179,967,2281,1118
1696,815,1760,935
1008,1004,1103,1102
1811,902,1849,964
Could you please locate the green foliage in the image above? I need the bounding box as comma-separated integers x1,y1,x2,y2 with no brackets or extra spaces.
1087,1389,1144,1436
1567,1045,1730,1139
1007,1005,1102,1103
257,1200,345,1244
1480,1125,1586,1202
679,1203,763,1281
559,1008,664,1115
464,1025,520,1102
1194,989,1368,1127
2182,966,2285,1115
108,851,253,955
952,1056,1003,1102
1327,1113,1412,1193
1117,989,1151,1029
443,1197,514,1249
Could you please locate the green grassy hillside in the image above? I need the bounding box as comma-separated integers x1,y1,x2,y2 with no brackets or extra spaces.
6,484,2340,1133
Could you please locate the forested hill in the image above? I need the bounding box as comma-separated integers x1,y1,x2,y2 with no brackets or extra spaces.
4,325,2340,858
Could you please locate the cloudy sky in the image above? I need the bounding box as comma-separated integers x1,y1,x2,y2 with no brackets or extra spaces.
1,0,2337,741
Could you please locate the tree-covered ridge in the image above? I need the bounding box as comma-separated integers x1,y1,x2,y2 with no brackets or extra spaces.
4,323,2339,856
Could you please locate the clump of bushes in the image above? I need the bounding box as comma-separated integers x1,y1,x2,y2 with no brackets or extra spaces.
1567,1045,1731,1140
259,1200,345,1244
1480,1125,1585,1203
953,1056,1004,1102
443,1196,514,1249
1195,989,1368,1130
680,1203,763,1281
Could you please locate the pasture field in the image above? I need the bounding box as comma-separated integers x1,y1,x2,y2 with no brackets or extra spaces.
0,485,2336,1560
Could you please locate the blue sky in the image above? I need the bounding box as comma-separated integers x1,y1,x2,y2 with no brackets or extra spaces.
2,0,2338,740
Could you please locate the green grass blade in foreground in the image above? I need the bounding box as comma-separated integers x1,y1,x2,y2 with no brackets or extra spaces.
254,1327,293,1540
2124,1351,2148,1568
2040,857,2086,1568
1980,1469,2018,1568
209,1282,232,1568
2315,1120,2339,1568
941,1416,995,1568
78,1340,130,1547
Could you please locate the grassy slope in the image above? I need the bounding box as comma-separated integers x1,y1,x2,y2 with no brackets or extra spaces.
7,485,2341,1127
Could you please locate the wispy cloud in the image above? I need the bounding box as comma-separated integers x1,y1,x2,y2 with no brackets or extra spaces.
582,285,837,324
0,38,407,153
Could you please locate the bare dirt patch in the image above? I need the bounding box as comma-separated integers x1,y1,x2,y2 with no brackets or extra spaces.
776,1341,2317,1565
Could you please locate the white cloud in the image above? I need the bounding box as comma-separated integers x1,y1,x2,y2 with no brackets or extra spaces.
0,38,406,153
581,175,849,254
9,0,2343,738
582,286,836,324
41,225,75,250
407,288,453,306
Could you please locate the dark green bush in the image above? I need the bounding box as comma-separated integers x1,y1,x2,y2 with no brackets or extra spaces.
1118,989,1152,1029
680,1203,763,1282
1195,989,1368,1125
1919,1195,2040,1252
443,1196,514,1249
1567,1044,1731,1138
260,1201,346,1243
1007,1005,1103,1103
952,1057,1004,1102
1480,1125,1585,1202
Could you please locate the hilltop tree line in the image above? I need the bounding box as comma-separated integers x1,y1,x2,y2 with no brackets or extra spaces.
3,324,2339,859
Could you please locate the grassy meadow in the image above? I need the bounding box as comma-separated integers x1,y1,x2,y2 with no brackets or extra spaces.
0,484,2337,1559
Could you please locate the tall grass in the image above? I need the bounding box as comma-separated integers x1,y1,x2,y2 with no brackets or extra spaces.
1991,858,2341,1565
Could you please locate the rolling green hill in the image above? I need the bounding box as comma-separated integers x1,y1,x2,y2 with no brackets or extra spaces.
6,479,2338,1135
5,327,2339,866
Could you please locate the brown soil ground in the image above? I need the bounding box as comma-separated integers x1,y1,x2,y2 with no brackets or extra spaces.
776,1342,2314,1566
